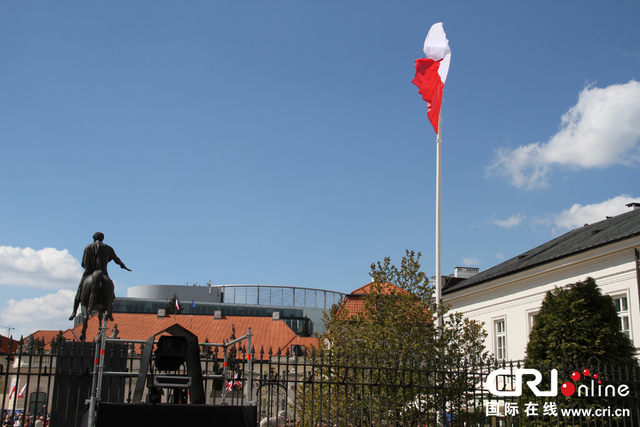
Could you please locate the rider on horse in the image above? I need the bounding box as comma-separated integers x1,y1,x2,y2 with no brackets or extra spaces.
69,232,130,321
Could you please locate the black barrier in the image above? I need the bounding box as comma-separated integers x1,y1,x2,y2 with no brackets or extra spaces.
5,336,640,426
95,403,257,427
50,341,127,427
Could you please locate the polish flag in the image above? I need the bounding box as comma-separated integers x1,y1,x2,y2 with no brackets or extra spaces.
18,384,27,398
8,382,16,399
225,372,242,391
175,298,180,312
412,22,451,135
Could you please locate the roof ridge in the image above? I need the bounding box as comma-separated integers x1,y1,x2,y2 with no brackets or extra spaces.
444,208,640,294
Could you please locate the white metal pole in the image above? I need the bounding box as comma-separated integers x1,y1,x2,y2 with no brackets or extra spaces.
435,114,442,330
88,319,107,427
246,328,255,405
96,319,108,399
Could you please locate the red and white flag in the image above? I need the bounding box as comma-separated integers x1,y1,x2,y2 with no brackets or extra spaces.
412,22,451,135
175,298,180,312
18,384,27,398
225,372,242,391
8,382,16,399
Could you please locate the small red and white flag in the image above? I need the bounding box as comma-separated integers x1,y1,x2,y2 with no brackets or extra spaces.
412,22,451,135
175,298,180,312
8,382,16,399
225,372,242,391
18,384,27,398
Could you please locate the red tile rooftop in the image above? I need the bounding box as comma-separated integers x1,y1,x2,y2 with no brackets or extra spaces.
27,330,63,351
337,282,406,318
54,313,320,356
0,334,19,355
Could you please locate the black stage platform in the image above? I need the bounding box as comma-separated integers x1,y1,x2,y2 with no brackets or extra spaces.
95,403,257,427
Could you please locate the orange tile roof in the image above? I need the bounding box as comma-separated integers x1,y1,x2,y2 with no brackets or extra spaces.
63,313,314,358
0,334,19,355
338,293,365,318
28,330,66,351
337,282,406,319
351,282,405,295
349,282,376,295
289,335,322,349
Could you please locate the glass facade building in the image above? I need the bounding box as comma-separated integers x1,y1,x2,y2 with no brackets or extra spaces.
110,284,345,336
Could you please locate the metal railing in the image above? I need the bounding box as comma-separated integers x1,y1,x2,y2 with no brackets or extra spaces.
2,335,640,427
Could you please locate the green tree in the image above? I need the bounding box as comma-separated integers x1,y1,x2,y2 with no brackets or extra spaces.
297,250,489,426
526,277,637,367
322,250,487,361
164,293,182,314
299,317,310,337
520,279,639,427
51,330,65,354
200,337,212,357
32,336,43,354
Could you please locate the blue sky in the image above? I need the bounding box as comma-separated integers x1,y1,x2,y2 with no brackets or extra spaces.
1,1,639,338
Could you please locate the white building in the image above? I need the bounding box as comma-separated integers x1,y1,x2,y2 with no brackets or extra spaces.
442,202,640,362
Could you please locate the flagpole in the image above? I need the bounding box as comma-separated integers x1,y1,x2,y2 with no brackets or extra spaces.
411,21,450,332
435,113,442,330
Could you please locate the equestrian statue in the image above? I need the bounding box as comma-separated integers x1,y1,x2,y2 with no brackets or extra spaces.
69,232,131,341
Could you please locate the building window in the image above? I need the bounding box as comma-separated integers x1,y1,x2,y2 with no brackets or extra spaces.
494,318,507,361
528,312,538,333
613,295,630,337
29,392,47,416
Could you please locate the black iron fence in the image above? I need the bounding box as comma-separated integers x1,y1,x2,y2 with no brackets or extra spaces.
2,336,640,426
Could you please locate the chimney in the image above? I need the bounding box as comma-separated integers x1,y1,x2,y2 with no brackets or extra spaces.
626,202,640,211
454,267,479,279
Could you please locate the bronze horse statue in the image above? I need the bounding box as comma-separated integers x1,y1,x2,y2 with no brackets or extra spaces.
79,269,115,342
71,232,130,341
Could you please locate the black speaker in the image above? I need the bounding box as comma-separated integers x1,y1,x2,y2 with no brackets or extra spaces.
155,336,188,371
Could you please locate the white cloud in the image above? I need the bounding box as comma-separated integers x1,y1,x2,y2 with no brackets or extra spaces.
533,195,638,234
462,257,481,266
0,246,82,289
488,80,640,189
1,290,75,338
551,195,637,231
491,214,526,228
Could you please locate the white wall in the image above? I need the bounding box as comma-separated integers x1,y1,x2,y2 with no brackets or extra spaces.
443,238,640,362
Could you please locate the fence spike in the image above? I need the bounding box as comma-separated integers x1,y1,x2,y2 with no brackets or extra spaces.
12,347,640,424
